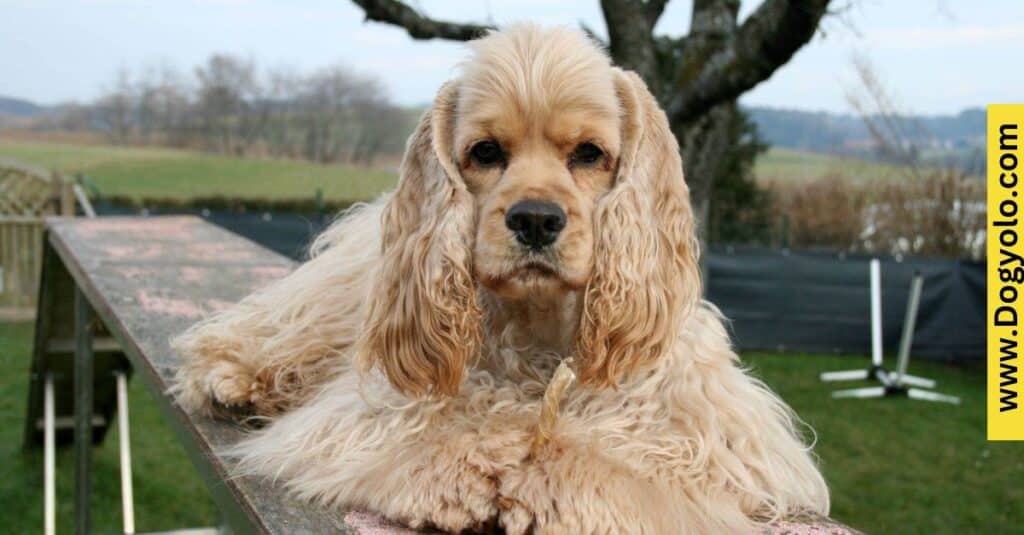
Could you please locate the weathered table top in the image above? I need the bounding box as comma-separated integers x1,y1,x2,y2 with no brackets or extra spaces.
44,216,361,534
42,215,856,535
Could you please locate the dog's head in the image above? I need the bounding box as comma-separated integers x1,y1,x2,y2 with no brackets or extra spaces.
358,25,700,397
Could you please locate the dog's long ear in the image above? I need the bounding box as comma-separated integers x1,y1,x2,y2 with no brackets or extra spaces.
356,82,481,398
575,69,701,388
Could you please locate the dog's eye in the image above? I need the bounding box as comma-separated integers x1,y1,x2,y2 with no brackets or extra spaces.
571,142,604,166
470,140,505,166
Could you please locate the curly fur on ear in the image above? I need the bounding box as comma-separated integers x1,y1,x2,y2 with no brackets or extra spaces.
355,82,482,398
576,69,702,388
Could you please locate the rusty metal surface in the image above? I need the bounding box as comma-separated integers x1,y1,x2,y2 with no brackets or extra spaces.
42,216,353,535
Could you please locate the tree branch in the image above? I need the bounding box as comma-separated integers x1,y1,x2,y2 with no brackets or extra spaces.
645,0,671,26
600,0,658,84
690,0,739,35
350,0,493,41
667,0,831,123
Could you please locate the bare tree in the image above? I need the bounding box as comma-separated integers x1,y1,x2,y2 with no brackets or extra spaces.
94,67,135,143
349,0,834,221
195,54,257,154
844,54,931,174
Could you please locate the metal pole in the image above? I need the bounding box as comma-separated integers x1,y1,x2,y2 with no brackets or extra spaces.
870,259,883,368
74,286,94,535
895,272,924,384
116,372,136,534
44,374,56,535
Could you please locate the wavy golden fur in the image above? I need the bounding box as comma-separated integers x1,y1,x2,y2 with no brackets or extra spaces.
172,24,829,534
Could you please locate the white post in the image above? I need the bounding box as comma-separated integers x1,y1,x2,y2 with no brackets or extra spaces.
895,272,924,383
116,372,136,534
870,259,883,368
44,375,56,535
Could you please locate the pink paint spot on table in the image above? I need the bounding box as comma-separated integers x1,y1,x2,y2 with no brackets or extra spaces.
186,241,256,261
116,267,148,280
137,290,207,319
250,265,291,280
74,217,196,241
181,266,205,283
205,298,235,313
102,243,166,260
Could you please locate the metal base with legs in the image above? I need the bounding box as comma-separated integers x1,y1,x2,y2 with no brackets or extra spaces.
822,261,960,405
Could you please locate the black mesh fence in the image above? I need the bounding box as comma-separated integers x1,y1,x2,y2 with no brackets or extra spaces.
707,246,984,362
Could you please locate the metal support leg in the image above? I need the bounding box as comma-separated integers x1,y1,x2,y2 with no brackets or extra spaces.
908,388,961,405
831,386,887,399
820,369,870,382
116,371,136,534
44,374,56,535
869,259,884,368
821,260,888,385
74,287,94,535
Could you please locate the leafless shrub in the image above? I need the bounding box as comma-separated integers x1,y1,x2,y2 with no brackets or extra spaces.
768,171,985,260
866,170,985,259
769,175,868,251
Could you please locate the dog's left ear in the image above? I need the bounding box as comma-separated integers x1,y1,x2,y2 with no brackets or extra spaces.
356,81,482,398
575,69,701,388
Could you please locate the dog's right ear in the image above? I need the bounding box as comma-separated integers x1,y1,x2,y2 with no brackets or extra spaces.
574,69,701,389
355,82,482,398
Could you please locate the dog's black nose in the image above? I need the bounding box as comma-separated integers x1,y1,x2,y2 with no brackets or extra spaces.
505,200,566,249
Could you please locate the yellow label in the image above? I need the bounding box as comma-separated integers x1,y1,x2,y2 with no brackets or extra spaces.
989,104,1024,440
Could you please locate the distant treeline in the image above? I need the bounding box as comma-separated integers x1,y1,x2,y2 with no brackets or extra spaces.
746,106,985,174
21,55,419,166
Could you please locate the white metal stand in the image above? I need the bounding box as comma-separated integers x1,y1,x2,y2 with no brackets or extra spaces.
821,262,960,404
820,259,888,384
44,375,56,535
116,371,136,534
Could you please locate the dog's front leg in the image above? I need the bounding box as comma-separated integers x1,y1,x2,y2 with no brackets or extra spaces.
360,422,532,533
496,438,685,535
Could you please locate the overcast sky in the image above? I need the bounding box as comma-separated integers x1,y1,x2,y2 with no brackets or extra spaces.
1,0,1021,114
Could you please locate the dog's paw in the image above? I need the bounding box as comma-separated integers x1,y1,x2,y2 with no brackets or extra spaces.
496,466,566,535
392,462,500,533
380,428,532,533
174,359,269,416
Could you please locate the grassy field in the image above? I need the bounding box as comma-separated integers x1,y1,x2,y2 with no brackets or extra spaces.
1,320,1019,534
0,139,904,204
0,139,398,202
753,146,908,184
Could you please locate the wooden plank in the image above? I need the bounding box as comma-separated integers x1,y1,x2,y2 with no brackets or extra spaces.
43,216,352,535
74,286,94,534
32,215,854,535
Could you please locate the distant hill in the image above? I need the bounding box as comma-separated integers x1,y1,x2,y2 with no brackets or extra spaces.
746,105,984,163
0,95,50,118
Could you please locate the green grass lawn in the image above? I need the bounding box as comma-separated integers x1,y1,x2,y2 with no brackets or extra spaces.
1,320,1018,534
0,322,218,534
754,147,908,184
0,139,908,206
0,139,398,203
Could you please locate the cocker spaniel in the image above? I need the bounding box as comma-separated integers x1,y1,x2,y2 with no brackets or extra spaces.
173,24,830,534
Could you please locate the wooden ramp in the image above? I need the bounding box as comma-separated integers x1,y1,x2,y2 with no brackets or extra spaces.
24,215,855,535
24,216,363,534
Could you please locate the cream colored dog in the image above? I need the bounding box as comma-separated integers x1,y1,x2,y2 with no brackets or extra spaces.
173,24,829,534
